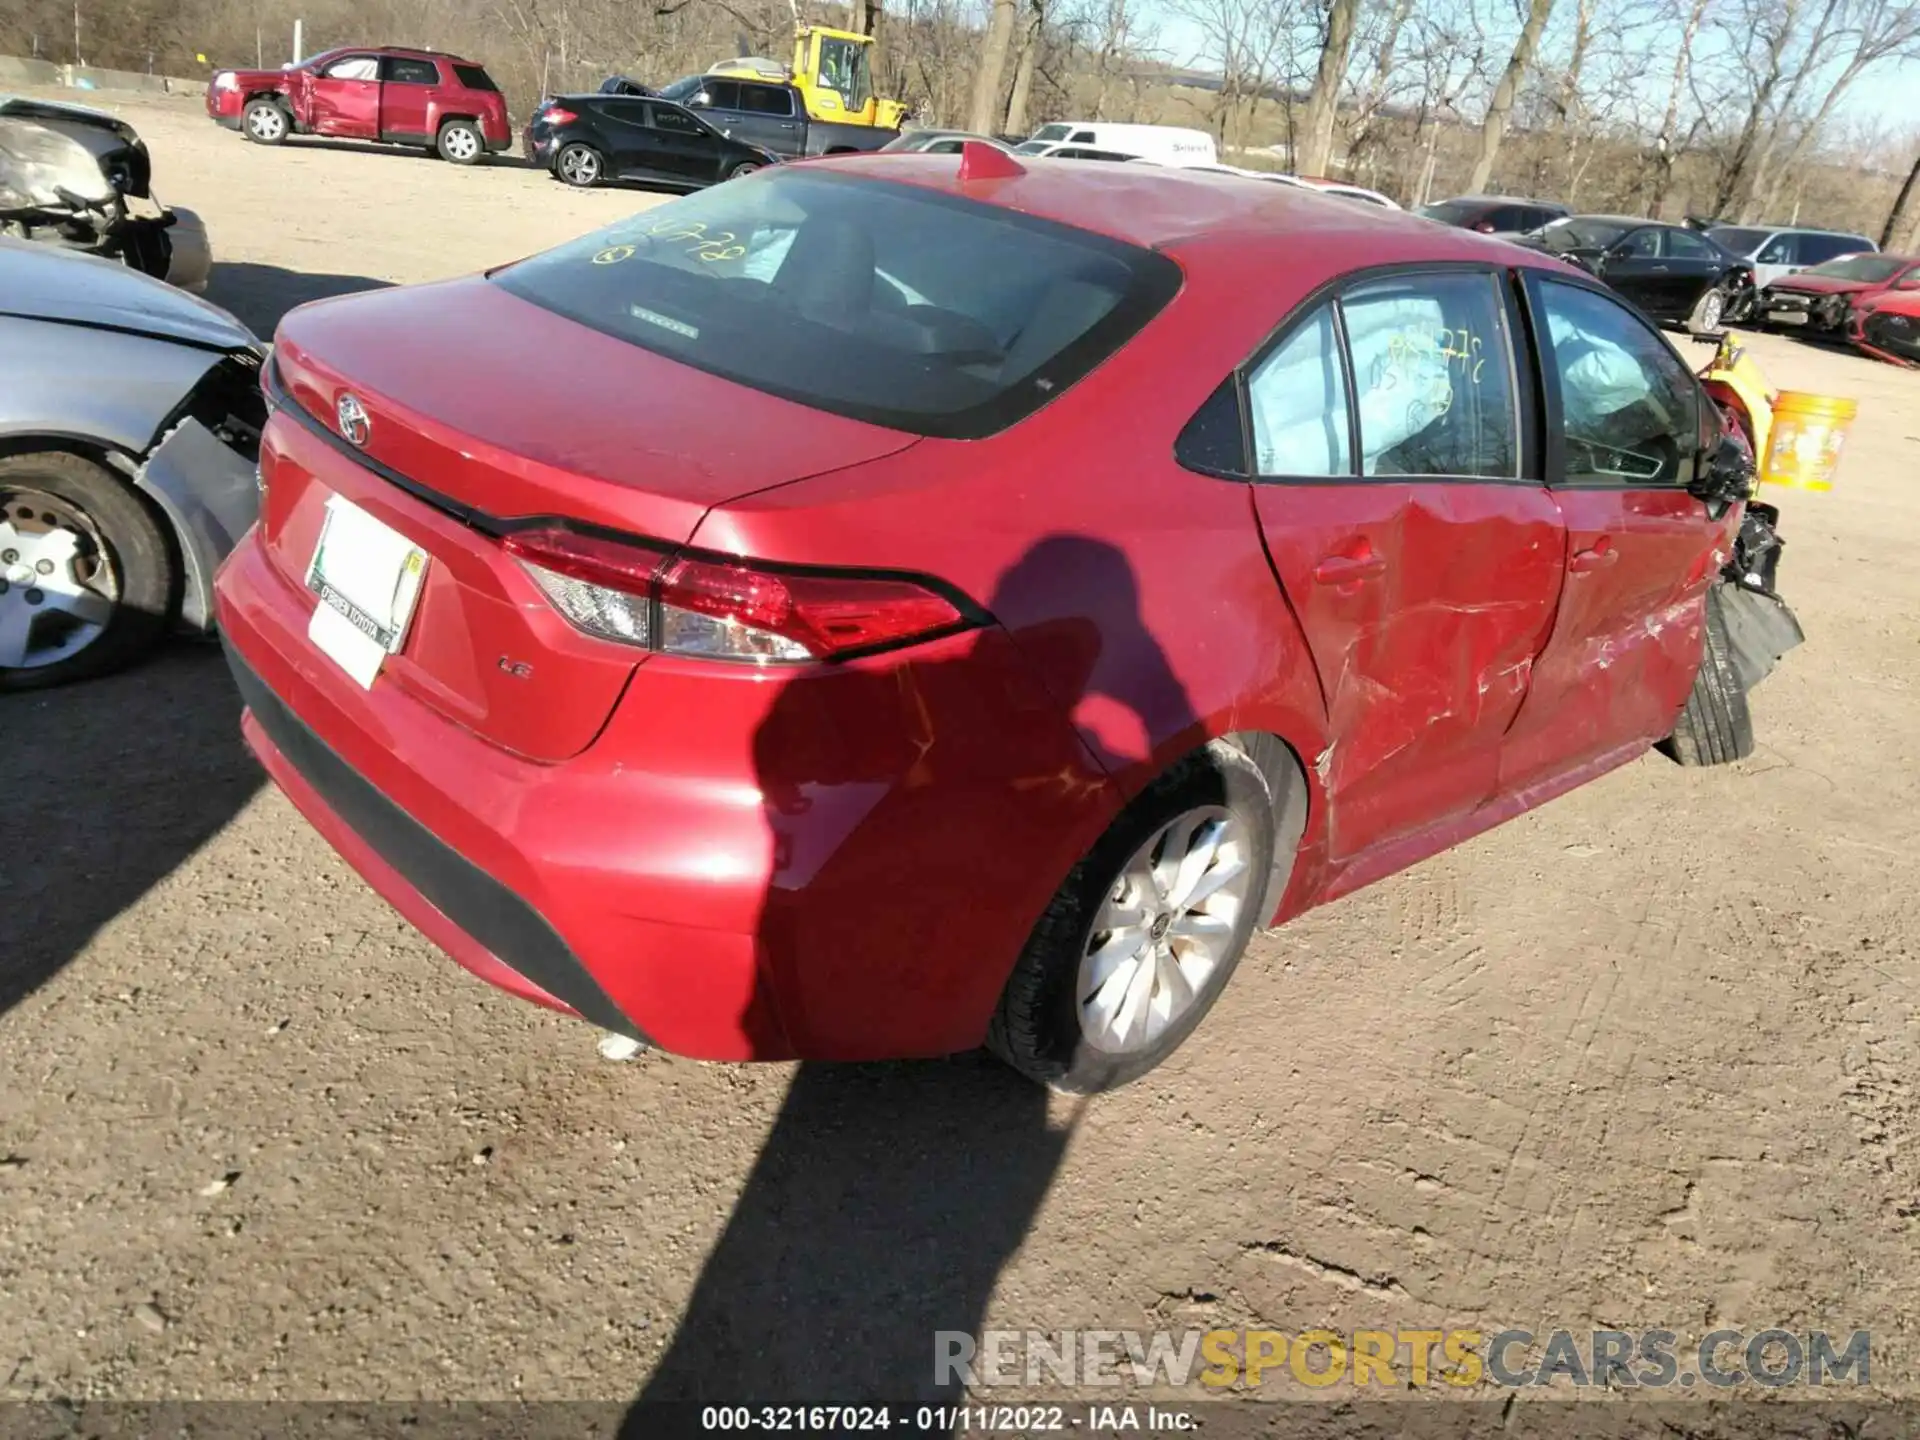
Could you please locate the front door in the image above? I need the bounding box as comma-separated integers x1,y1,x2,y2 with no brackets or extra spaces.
640,103,724,184
377,54,439,143
1499,274,1732,793
308,53,381,138
1247,269,1565,861
1596,226,1687,320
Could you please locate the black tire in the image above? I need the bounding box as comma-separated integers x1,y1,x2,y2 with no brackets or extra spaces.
725,160,764,180
242,97,290,145
0,451,178,692
1659,585,1755,767
986,741,1277,1093
436,119,485,165
555,142,603,187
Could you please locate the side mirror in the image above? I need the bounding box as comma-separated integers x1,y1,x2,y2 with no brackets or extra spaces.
1690,432,1756,506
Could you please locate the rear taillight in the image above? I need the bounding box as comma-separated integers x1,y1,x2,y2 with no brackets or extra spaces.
502,527,969,663
541,105,578,126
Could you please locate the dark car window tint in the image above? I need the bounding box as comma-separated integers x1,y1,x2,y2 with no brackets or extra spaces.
382,57,440,85
1071,129,1096,142
1417,200,1480,226
1665,228,1716,259
702,80,742,109
740,84,795,116
492,168,1181,440
1616,227,1660,259
1537,280,1699,488
1176,378,1248,477
1247,305,1350,477
649,105,705,134
1801,233,1868,265
453,64,499,91
1340,272,1517,480
1483,206,1523,231
1709,226,1770,256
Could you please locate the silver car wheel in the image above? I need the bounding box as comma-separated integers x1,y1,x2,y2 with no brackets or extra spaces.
1699,288,1725,331
443,125,480,162
246,104,285,141
1076,806,1254,1055
0,495,118,671
559,145,600,184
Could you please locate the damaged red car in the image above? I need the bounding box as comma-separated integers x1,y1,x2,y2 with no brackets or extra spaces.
1756,251,1920,333
214,152,1802,1092
1850,288,1920,363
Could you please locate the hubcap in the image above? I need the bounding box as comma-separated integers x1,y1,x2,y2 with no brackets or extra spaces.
1076,806,1253,1055
0,491,118,670
446,128,478,159
249,107,283,139
1702,291,1724,328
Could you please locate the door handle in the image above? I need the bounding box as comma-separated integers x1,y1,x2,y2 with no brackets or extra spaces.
1312,545,1387,586
1569,538,1619,573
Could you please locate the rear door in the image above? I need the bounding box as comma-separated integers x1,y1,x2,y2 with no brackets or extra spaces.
377,54,439,143
735,82,803,154
1247,268,1565,861
1498,273,1730,793
308,53,381,138
1596,226,1681,319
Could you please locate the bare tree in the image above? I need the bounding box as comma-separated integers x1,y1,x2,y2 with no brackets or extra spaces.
1003,0,1047,132
968,0,1021,131
1297,0,1359,174
1466,0,1557,193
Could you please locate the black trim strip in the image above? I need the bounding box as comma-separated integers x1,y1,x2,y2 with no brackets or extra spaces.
224,640,648,1043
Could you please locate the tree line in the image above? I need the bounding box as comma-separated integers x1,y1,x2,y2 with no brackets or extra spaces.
4,0,1916,240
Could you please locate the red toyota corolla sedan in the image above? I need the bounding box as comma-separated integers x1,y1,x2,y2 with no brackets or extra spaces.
214,148,1782,1092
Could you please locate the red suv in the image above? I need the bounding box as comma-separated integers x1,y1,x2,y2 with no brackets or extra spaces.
207,47,511,164
214,156,1790,1092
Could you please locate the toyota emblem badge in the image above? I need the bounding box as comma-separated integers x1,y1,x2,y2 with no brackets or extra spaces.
336,393,371,447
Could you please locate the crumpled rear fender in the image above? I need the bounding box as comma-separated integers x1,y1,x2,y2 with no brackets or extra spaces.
0,314,223,455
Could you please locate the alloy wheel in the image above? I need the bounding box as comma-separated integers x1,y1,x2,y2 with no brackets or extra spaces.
443,126,480,162
247,105,285,141
0,489,118,671
560,146,600,184
1076,806,1254,1055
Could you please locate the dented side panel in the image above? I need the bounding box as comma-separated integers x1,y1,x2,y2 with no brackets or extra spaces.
0,314,224,455
137,417,260,631
1252,481,1565,861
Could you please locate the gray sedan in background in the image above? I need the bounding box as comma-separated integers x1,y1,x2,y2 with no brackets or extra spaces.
0,238,264,689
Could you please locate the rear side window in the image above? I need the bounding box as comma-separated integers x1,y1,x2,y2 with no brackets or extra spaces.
649,105,705,134
740,84,795,116
1248,306,1350,477
382,57,440,85
1665,229,1716,259
1342,273,1517,479
453,64,498,91
493,168,1181,439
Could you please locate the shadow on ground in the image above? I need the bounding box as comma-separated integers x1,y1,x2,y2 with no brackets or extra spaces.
2,646,261,1021
278,136,534,169
205,263,392,335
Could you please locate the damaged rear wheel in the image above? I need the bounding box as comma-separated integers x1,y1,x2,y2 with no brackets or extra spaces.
0,452,177,692
1659,584,1755,767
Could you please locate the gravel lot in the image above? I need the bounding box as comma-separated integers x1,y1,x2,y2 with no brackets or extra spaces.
6,89,1920,1422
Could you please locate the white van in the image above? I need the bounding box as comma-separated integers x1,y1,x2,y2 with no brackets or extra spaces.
1014,122,1217,168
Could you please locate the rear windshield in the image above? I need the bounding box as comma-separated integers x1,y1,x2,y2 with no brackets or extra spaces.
1804,253,1903,282
491,168,1181,439
1708,226,1771,255
452,64,497,91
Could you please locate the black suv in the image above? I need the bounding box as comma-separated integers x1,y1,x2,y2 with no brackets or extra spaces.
524,94,778,190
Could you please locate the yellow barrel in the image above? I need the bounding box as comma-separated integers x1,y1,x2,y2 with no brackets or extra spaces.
1759,391,1859,493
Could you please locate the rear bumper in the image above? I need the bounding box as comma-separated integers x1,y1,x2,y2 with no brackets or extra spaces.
213,522,1113,1063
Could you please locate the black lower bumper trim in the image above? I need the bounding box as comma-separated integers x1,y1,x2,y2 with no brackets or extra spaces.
223,642,647,1043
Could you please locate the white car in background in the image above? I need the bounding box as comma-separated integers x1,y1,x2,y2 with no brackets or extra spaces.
1014,121,1216,167
1705,224,1877,290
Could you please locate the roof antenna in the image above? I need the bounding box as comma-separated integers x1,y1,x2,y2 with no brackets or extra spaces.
958,140,1026,182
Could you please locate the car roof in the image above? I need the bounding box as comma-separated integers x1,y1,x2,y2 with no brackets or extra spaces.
802,153,1538,260
307,44,482,65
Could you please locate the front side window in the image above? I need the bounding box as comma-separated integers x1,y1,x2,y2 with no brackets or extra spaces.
1247,305,1350,477
1536,279,1699,486
322,55,379,81
1341,272,1517,479
492,168,1180,438
1615,227,1661,259
816,38,873,110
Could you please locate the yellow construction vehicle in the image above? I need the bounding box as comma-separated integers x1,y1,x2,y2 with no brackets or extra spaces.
707,26,907,131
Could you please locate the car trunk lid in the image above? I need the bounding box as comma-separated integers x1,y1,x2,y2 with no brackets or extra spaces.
259,275,919,761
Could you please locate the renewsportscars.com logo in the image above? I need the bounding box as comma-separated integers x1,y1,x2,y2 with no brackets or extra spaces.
935,1327,1872,1390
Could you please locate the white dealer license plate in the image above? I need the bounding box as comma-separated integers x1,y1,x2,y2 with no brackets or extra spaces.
304,493,429,689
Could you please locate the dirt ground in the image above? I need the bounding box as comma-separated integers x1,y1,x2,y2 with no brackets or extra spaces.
6,89,1920,1423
